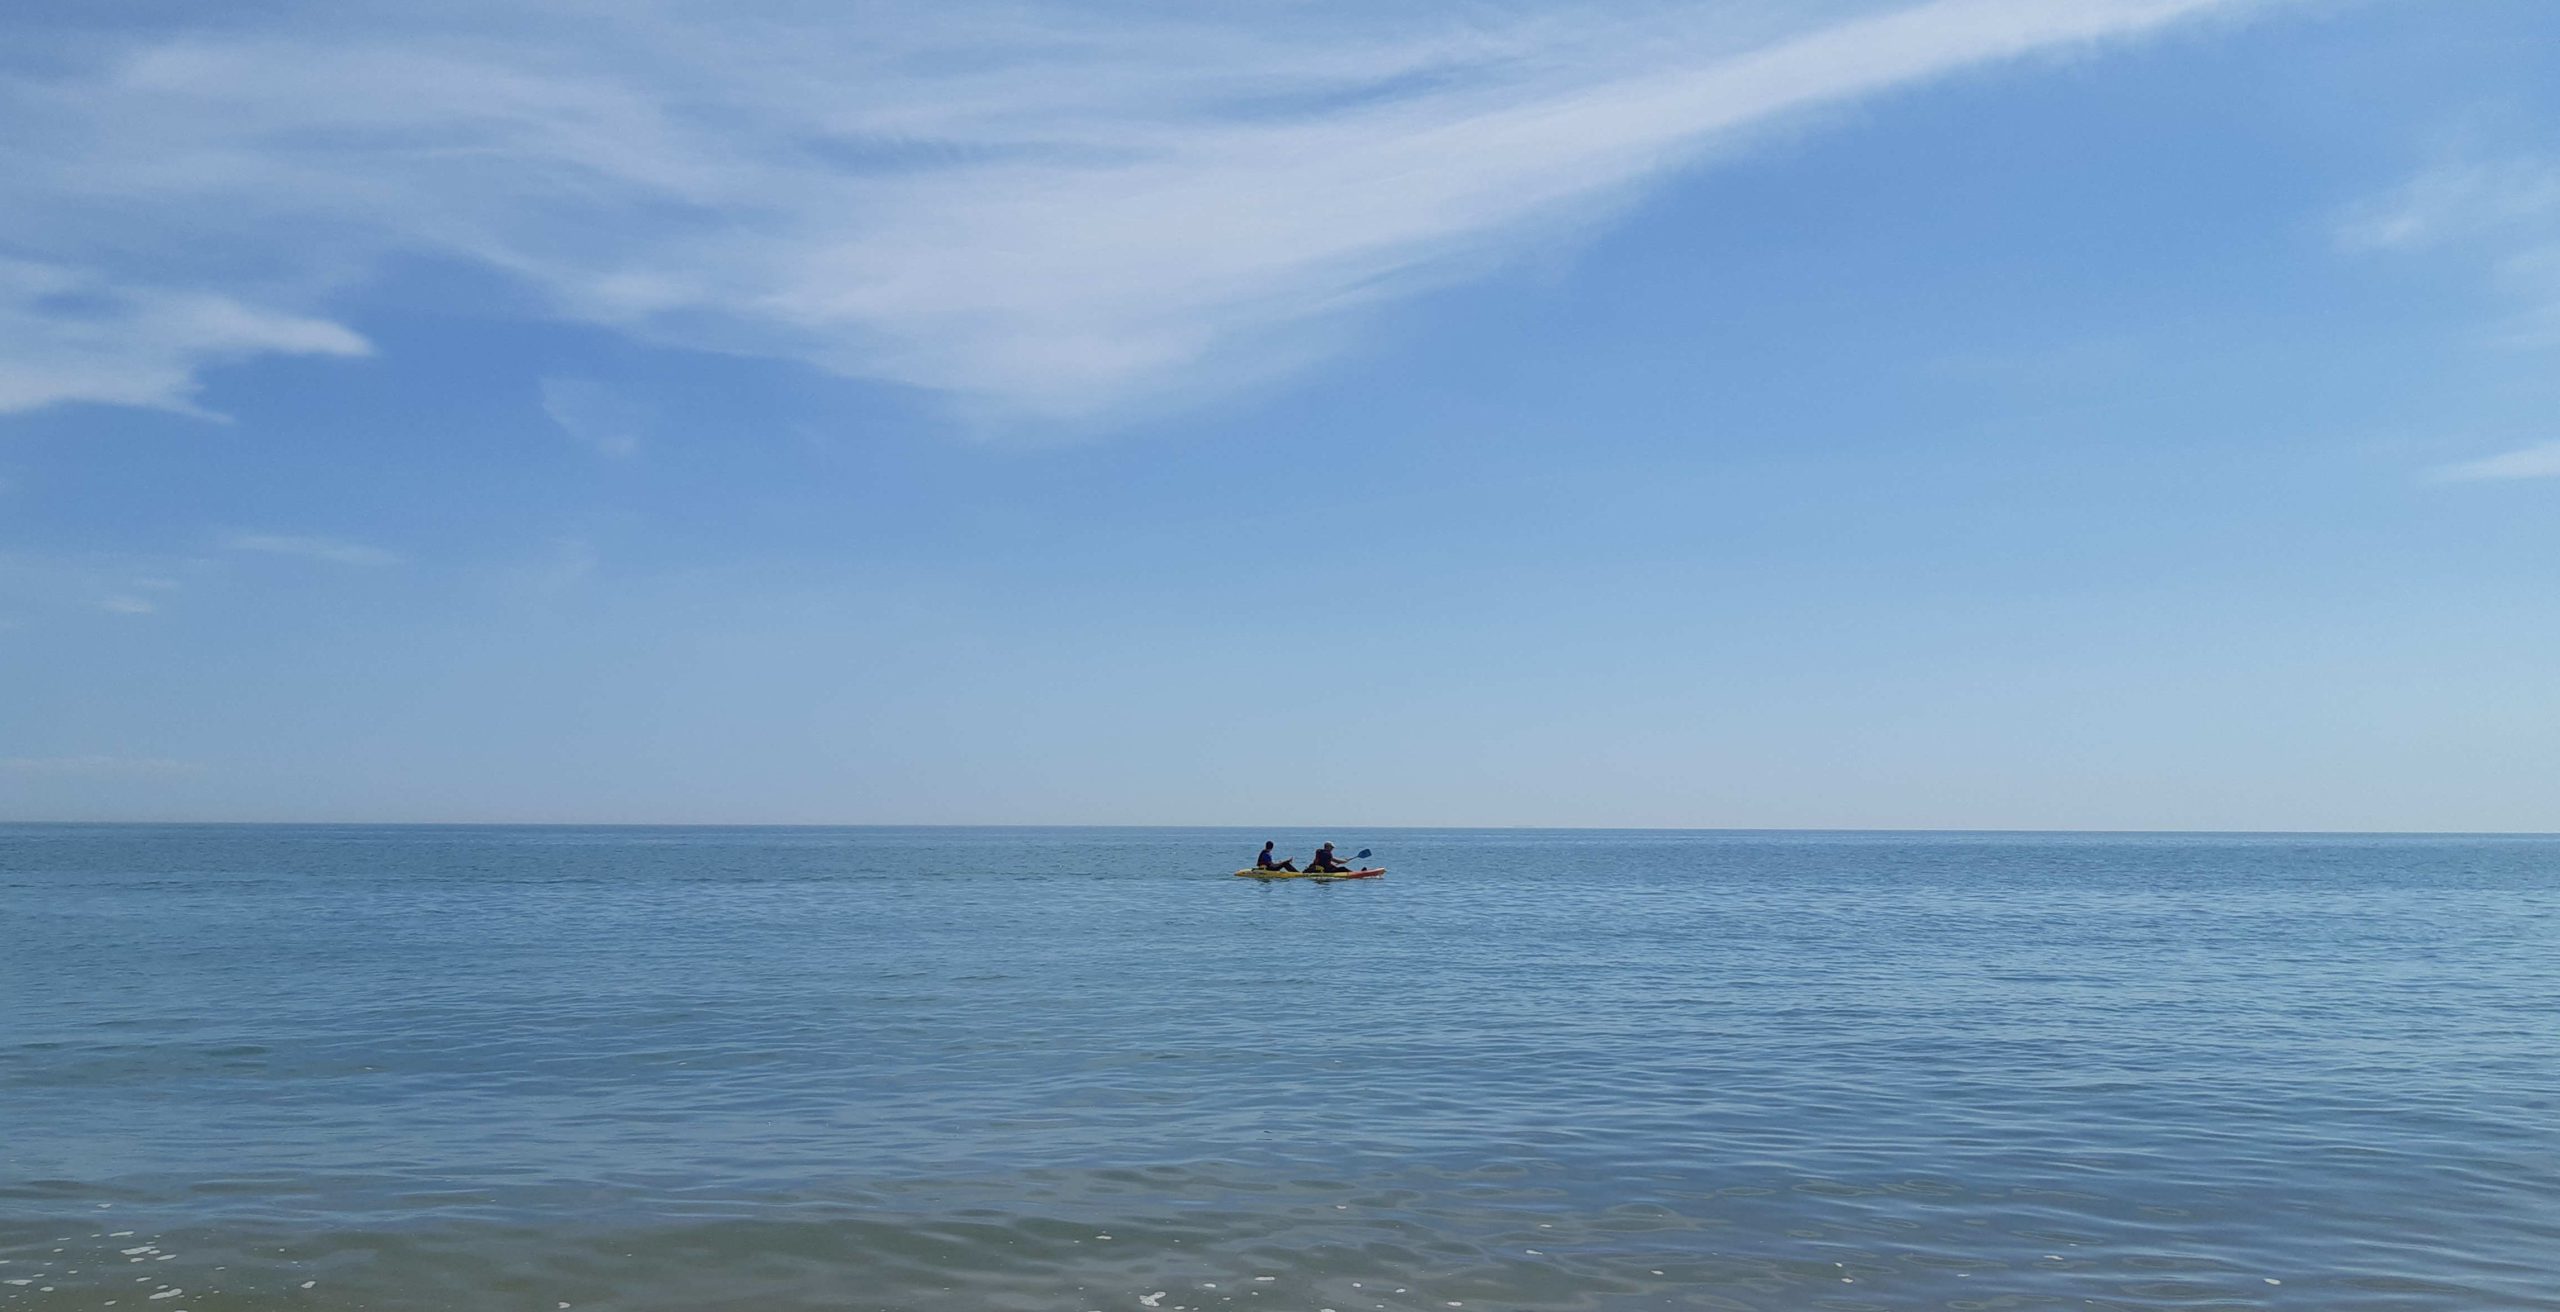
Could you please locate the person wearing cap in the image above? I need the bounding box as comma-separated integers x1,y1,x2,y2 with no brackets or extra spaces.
1307,842,1350,874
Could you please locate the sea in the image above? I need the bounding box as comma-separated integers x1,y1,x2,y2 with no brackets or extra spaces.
3,825,2556,1311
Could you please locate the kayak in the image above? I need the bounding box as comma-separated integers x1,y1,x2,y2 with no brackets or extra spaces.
1233,868,1385,880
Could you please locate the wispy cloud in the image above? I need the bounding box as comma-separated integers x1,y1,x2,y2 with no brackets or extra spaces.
2339,159,2560,252
0,0,2253,424
0,259,369,419
220,532,402,566
2343,155,2560,347
539,377,644,457
0,551,201,617
2431,439,2560,483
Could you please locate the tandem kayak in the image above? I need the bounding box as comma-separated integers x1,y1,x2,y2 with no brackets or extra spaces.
1233,868,1385,880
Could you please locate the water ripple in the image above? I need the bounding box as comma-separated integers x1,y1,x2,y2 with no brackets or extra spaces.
4,826,2558,1310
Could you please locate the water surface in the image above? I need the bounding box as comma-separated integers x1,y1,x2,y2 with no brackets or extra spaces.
4,826,2556,1310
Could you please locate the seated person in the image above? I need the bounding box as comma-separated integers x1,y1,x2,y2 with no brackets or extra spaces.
1307,842,1350,873
1255,841,1297,872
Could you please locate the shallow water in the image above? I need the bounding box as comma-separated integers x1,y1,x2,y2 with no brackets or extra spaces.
4,826,2557,1310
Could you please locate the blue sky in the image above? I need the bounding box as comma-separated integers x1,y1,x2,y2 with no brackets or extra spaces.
4,0,2558,828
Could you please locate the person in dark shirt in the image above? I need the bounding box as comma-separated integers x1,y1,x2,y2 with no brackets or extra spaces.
1255,841,1297,872
1307,842,1349,873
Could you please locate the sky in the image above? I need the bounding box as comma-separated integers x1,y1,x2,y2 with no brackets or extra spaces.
3,0,2558,829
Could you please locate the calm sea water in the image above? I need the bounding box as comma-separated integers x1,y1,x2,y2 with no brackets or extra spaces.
3,826,2557,1311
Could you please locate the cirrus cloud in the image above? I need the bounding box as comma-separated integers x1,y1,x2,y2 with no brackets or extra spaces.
0,259,368,419
0,0,2255,424
2431,439,2560,483
2342,155,2560,350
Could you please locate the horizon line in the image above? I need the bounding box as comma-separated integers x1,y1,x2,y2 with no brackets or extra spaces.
2,820,2555,838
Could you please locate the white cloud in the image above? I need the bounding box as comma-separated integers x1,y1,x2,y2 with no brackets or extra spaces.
2344,156,2560,347
0,0,2251,423
220,531,402,566
0,551,200,616
2432,439,2560,483
2339,160,2560,252
0,259,369,419
539,378,644,457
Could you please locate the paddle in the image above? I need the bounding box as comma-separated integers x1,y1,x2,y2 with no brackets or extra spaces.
1246,845,1374,878
1312,847,1375,882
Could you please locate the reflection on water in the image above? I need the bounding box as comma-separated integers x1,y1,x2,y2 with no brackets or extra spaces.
4,826,2558,1310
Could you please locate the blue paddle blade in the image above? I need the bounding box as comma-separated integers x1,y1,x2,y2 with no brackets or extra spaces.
1355,849,1371,860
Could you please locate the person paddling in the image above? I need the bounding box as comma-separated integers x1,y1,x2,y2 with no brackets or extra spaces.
1255,841,1297,872
1307,842,1351,874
